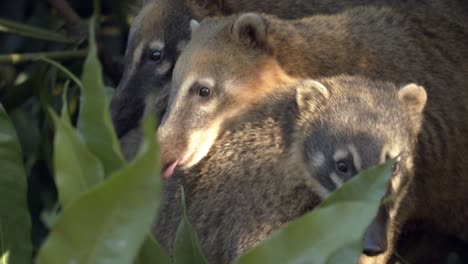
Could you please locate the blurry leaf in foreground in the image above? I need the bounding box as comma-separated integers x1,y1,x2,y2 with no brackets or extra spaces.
0,104,32,264
49,109,104,207
78,18,124,176
37,117,162,264
174,187,208,264
235,161,393,264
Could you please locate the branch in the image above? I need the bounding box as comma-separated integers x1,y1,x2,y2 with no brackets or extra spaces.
46,0,124,86
0,18,72,43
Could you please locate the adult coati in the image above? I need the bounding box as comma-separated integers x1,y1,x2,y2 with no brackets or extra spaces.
111,0,468,138
154,76,446,263
158,6,468,178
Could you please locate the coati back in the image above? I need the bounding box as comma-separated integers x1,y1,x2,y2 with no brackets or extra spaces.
158,5,468,177
111,0,467,138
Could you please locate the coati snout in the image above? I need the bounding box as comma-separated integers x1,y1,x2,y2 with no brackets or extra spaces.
157,14,300,177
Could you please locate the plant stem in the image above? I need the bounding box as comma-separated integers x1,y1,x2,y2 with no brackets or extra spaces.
0,18,73,43
0,50,87,64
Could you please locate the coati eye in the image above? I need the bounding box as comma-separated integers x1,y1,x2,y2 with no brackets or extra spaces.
149,50,163,63
198,86,211,97
336,160,350,174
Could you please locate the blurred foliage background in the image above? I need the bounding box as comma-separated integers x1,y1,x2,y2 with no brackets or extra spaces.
0,0,133,252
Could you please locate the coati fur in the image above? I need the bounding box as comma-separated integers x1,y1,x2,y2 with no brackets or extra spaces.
158,5,468,178
111,0,468,138
156,5,468,263
295,75,468,263
153,75,455,263
155,80,325,263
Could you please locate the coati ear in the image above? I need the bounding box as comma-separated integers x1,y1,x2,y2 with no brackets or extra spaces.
190,19,200,33
397,83,427,115
296,80,330,115
231,13,267,48
186,0,224,17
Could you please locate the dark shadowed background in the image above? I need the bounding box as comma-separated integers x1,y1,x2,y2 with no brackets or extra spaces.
0,0,131,251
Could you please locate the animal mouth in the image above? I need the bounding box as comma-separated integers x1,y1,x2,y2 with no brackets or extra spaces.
161,152,193,178
162,159,180,178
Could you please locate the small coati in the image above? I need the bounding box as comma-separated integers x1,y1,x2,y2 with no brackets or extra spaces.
297,76,468,263
153,75,444,263
111,0,468,138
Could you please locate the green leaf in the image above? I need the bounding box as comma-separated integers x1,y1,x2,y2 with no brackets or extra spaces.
37,117,162,264
0,104,32,264
49,109,104,207
173,187,208,264
78,19,124,176
134,235,171,264
234,161,393,264
319,160,394,209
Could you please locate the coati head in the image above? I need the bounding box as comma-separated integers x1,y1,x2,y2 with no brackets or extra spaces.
296,75,427,257
110,0,227,138
157,13,299,177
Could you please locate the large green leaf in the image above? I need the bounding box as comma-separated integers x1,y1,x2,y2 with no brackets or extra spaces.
0,104,32,264
49,109,104,207
173,187,208,264
235,161,393,264
78,19,124,176
134,235,171,264
36,117,162,264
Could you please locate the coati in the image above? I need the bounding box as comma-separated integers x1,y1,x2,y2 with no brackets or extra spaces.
153,76,440,263
156,5,468,262
111,0,468,138
297,75,468,263
158,6,468,178
153,79,337,263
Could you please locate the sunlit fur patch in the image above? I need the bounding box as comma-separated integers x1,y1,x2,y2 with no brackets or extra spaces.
348,144,362,171
198,77,215,88
311,152,326,168
333,149,348,161
132,43,145,68
239,58,299,102
149,40,165,51
177,40,189,53
330,172,344,187
286,137,331,199
178,74,198,100
184,119,223,168
156,61,173,75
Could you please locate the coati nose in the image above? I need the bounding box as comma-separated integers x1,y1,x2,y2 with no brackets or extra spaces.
363,240,386,256
363,207,388,256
